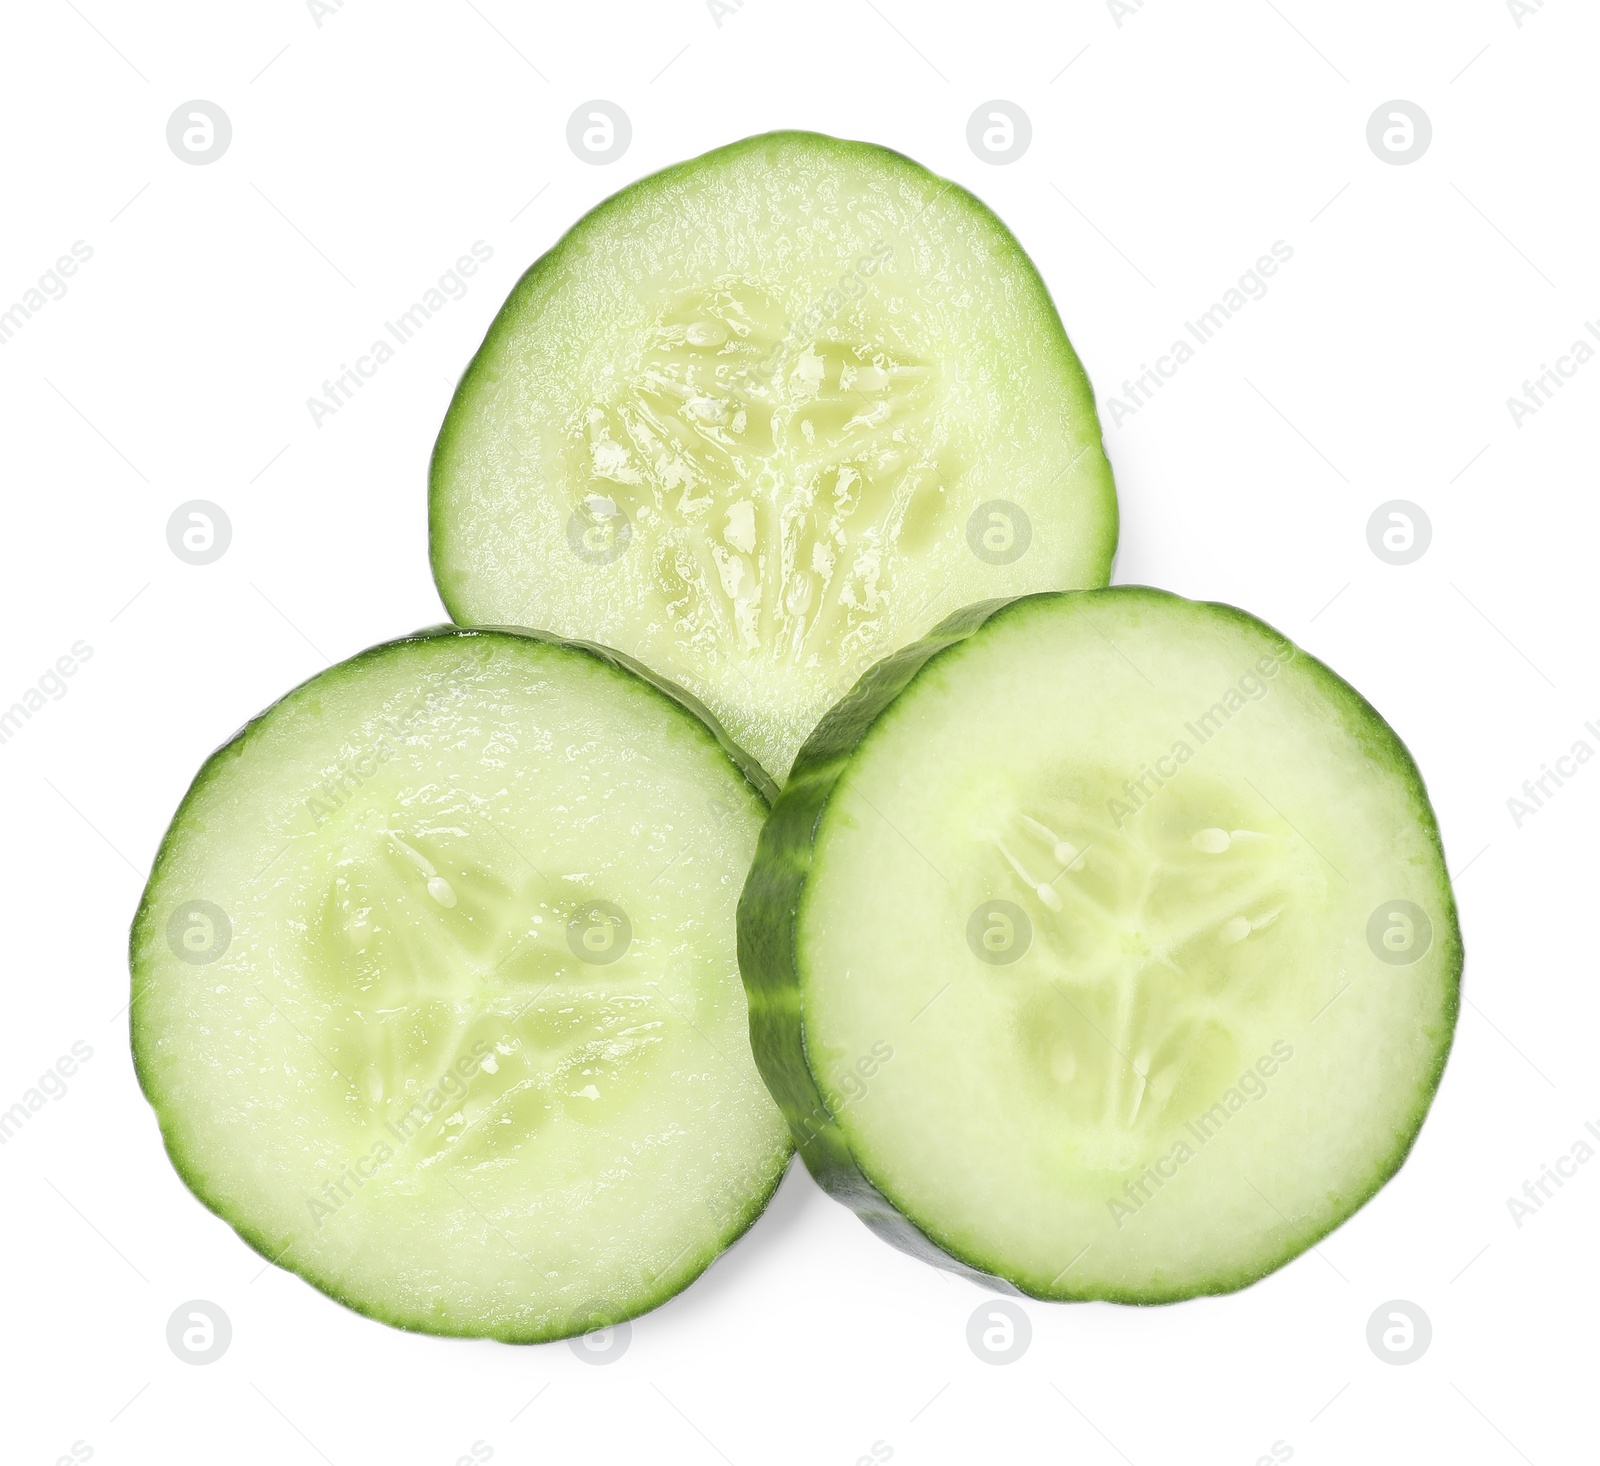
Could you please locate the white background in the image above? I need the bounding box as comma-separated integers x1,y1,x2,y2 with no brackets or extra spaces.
1,1,1593,1462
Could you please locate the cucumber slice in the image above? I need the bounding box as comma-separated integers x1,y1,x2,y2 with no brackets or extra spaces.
132,627,790,1341
740,588,1461,1302
431,131,1116,781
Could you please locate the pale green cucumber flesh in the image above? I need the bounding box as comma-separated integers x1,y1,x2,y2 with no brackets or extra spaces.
739,588,1461,1302
430,130,1117,782
132,628,790,1342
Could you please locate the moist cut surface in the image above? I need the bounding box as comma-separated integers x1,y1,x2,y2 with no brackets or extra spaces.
132,628,790,1340
431,130,1116,780
739,588,1461,1300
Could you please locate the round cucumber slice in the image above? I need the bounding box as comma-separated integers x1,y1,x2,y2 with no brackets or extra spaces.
740,588,1461,1302
431,130,1117,782
132,627,790,1341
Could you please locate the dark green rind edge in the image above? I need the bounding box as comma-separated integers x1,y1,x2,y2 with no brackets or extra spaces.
130,624,790,1343
427,128,1119,633
737,585,1463,1304
737,596,1026,1290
